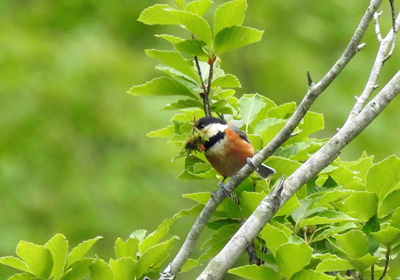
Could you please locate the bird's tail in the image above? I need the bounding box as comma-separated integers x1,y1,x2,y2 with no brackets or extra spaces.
255,163,276,179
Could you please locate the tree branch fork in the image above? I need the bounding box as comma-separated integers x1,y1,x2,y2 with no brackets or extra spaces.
156,0,400,279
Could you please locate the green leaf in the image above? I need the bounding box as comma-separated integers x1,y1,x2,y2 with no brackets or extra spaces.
146,50,198,81
155,34,185,44
291,270,336,280
315,258,353,273
16,241,53,278
66,236,102,267
109,258,136,280
8,274,37,280
371,226,400,247
213,0,247,34
90,258,114,280
366,155,400,201
115,238,139,259
379,188,400,217
202,224,240,248
0,257,31,274
61,259,93,280
185,0,213,16
349,254,378,272
212,26,263,55
138,4,181,25
312,223,357,242
276,241,313,279
266,102,296,119
147,125,175,138
333,230,369,258
44,234,68,280
212,74,241,88
300,210,357,227
136,237,178,278
228,264,279,280
169,10,213,44
339,192,378,221
174,39,208,56
163,99,203,110
391,208,400,229
260,223,289,256
128,77,197,99
130,230,147,242
239,94,266,132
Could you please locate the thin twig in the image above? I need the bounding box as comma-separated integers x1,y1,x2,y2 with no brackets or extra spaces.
160,1,384,279
378,247,391,280
194,56,212,116
345,6,400,124
383,0,398,61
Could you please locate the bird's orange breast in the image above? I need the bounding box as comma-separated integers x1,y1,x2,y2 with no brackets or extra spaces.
205,128,254,177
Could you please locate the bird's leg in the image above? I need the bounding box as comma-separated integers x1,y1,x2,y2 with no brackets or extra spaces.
246,157,258,171
218,177,230,197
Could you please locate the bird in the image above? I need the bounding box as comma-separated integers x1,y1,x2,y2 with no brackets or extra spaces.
194,116,275,181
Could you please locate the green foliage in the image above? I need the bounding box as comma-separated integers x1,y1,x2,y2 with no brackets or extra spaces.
3,0,400,279
0,225,181,280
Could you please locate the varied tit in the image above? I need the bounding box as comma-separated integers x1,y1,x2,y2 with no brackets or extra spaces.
195,116,275,180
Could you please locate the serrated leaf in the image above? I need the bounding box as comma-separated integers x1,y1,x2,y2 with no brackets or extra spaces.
174,39,208,56
266,102,296,119
213,0,247,34
378,188,400,217
155,34,185,44
115,238,139,259
66,236,102,267
300,210,357,228
366,155,400,201
315,258,353,273
109,258,136,280
0,257,31,274
7,274,36,280
213,26,263,55
371,226,400,247
147,125,175,138
333,230,368,258
61,258,93,280
212,74,241,88
138,4,181,25
183,192,210,205
136,237,178,278
44,234,68,280
129,229,147,242
202,224,240,248
169,10,213,44
146,50,198,81
16,241,53,278
228,264,279,280
339,192,378,221
90,258,114,280
163,99,203,110
185,0,213,16
291,270,336,280
349,254,378,272
276,241,313,279
128,77,197,99
239,94,266,132
260,223,289,256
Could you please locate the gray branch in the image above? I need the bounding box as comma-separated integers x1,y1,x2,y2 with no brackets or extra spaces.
159,0,388,279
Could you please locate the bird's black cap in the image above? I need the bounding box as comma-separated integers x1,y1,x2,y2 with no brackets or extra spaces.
196,116,227,129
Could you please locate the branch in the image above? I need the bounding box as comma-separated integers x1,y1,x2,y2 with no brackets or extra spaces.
161,0,383,279
197,69,400,280
346,5,400,123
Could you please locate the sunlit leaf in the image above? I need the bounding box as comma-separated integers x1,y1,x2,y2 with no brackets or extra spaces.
315,257,353,273
291,270,336,280
138,4,181,25
90,258,114,280
109,258,136,280
174,39,208,57
238,94,266,132
228,264,279,280
213,0,247,34
212,74,241,88
338,192,378,221
333,230,368,258
128,77,197,99
276,241,313,279
0,257,31,274
44,234,68,280
212,26,263,55
260,223,289,256
185,0,213,16
66,236,102,267
371,226,400,247
16,241,53,278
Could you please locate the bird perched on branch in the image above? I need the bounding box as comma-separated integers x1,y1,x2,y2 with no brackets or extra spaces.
188,116,275,181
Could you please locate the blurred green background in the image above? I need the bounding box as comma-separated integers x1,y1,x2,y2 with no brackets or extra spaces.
1,0,399,278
